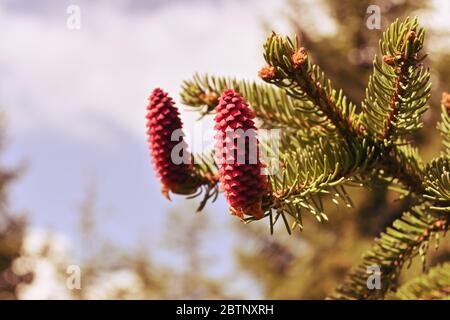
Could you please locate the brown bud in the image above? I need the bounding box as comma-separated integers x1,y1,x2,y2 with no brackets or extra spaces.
441,92,450,111
358,123,368,135
435,220,446,228
383,55,395,66
258,65,277,80
406,31,416,41
200,92,218,106
292,47,307,68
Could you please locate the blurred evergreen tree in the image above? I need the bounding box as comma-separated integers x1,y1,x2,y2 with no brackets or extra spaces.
0,116,33,299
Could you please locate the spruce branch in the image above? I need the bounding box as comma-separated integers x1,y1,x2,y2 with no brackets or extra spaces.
191,153,220,212
179,18,434,225
357,17,430,195
362,17,430,143
181,76,362,228
424,156,450,212
331,126,448,300
259,30,426,195
377,144,425,195
330,203,448,300
147,15,450,300
387,263,450,300
181,74,332,138
265,135,373,230
260,33,363,143
179,20,431,231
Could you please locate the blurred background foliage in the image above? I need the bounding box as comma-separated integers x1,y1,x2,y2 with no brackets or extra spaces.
1,0,449,299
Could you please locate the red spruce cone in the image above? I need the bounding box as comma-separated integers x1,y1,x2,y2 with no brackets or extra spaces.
214,89,268,220
146,88,195,198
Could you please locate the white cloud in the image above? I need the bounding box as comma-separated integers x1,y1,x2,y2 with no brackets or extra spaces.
0,0,289,147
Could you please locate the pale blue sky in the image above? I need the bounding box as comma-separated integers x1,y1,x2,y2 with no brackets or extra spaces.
0,1,292,287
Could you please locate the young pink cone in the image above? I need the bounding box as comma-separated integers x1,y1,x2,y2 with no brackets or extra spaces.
146,88,195,198
214,89,268,219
